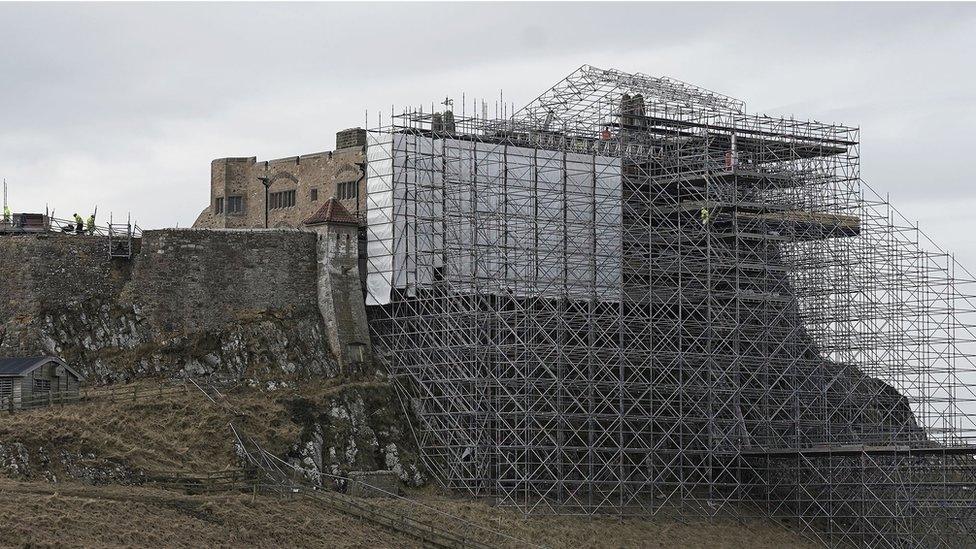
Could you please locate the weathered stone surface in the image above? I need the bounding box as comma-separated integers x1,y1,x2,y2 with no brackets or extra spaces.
308,206,371,375
0,441,139,485
193,135,366,230
0,229,423,490
0,229,338,382
282,383,425,489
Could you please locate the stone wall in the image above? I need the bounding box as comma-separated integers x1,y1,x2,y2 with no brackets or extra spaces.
0,229,345,382
193,129,367,230
129,229,320,337
0,235,131,355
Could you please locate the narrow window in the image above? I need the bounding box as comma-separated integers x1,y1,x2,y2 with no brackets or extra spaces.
338,181,357,200
269,190,296,210
33,379,51,394
215,197,224,214
0,378,11,409
311,188,319,202
227,196,244,213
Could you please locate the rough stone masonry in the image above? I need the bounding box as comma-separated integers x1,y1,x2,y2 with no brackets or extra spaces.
0,227,372,382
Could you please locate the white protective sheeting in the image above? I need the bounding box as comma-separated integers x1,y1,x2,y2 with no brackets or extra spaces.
365,132,622,305
365,132,395,306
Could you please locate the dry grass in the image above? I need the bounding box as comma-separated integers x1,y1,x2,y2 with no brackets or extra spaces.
385,487,819,549
0,476,818,549
0,380,301,475
0,381,818,548
0,477,416,548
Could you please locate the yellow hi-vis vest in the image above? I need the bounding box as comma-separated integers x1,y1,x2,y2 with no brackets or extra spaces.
700,207,710,224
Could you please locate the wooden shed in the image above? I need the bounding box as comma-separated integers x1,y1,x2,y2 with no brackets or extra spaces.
0,356,83,411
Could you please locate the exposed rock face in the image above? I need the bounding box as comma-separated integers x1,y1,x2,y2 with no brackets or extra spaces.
0,441,139,485
282,383,425,488
0,230,338,382
0,230,424,490
0,382,423,491
39,302,335,382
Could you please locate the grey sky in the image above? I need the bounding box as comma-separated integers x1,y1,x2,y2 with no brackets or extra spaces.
2,2,974,262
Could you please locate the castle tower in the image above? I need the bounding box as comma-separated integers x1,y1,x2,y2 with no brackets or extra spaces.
304,198,371,375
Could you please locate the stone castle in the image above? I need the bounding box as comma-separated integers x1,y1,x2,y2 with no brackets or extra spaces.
1,208,370,381
193,128,368,229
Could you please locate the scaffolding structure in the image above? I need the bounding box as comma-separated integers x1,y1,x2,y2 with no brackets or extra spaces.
364,65,976,547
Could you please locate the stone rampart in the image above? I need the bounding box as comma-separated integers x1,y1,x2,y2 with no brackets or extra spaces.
0,229,353,381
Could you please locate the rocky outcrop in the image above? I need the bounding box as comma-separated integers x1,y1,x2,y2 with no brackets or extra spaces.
0,230,339,382
282,383,424,488
0,230,423,490
0,441,140,485
39,302,336,382
0,381,423,490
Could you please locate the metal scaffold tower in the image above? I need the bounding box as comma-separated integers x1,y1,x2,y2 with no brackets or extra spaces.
107,213,138,258
363,65,976,547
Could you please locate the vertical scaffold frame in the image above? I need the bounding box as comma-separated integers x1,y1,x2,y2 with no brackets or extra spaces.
365,65,976,548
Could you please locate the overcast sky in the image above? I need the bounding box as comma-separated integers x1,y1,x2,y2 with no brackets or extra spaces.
1,2,974,264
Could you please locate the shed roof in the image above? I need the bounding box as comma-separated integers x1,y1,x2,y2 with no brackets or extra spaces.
0,356,82,380
304,198,359,227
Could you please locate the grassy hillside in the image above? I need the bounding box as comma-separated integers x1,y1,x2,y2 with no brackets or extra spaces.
0,381,817,548
0,378,418,482
0,478,818,549
0,380,299,477
0,478,412,548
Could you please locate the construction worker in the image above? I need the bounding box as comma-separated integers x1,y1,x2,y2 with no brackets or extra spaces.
700,206,711,226
73,213,83,235
86,213,96,235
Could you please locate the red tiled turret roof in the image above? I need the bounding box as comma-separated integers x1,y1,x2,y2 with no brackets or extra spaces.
304,197,359,227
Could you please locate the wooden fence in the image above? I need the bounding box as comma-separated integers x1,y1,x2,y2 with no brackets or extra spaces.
229,427,504,549
1,379,234,415
139,464,499,548
0,377,517,548
145,468,253,495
